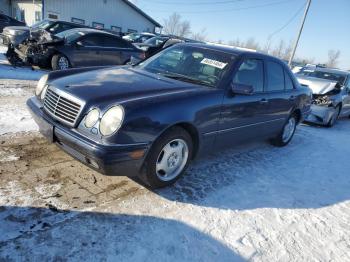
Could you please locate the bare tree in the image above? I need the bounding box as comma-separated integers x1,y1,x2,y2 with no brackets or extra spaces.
281,40,293,60
177,20,191,38
327,49,341,68
192,28,207,41
271,39,285,59
244,37,260,50
228,38,242,47
162,13,191,37
262,38,273,54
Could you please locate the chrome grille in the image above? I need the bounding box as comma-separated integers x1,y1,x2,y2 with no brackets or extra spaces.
43,87,83,126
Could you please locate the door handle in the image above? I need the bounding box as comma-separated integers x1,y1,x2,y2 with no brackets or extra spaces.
259,98,269,104
289,95,296,101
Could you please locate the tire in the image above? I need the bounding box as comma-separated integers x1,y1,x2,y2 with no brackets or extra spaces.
51,54,70,71
271,113,297,147
140,127,193,189
326,105,340,127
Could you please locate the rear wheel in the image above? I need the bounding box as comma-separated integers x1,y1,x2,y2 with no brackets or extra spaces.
271,114,297,147
326,105,341,127
141,127,193,189
51,54,70,71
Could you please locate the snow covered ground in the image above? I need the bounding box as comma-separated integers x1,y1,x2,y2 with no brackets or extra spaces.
0,79,38,135
1,66,350,261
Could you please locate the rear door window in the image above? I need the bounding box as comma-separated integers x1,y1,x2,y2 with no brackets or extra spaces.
103,36,131,48
233,59,264,92
80,34,105,46
267,61,285,91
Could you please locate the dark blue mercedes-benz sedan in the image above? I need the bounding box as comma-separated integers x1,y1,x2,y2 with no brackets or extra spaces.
27,43,312,188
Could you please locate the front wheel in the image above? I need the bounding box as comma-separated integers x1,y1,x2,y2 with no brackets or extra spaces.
141,127,193,189
51,54,70,71
271,114,297,147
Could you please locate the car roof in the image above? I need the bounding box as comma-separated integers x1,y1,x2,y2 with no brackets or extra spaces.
61,27,116,36
310,67,349,75
178,42,281,61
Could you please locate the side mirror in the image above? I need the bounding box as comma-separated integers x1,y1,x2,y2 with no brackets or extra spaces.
231,83,254,95
75,41,83,48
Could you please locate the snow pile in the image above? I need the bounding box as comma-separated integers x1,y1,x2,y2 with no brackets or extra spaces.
0,80,38,135
0,103,38,135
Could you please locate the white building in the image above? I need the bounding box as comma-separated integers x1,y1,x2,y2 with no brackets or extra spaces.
0,0,161,33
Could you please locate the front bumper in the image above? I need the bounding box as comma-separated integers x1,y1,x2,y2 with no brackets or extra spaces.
304,104,336,125
27,96,150,177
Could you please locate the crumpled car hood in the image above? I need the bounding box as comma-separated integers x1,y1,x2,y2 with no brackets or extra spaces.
296,75,339,95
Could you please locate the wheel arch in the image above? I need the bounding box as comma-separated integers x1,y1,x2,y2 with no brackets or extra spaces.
292,108,302,123
148,122,200,160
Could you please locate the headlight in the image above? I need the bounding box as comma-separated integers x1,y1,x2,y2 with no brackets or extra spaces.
35,74,49,97
85,108,100,128
40,85,48,100
99,105,124,136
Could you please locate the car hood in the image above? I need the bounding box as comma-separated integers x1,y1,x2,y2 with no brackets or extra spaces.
3,26,29,34
50,67,201,105
296,75,340,95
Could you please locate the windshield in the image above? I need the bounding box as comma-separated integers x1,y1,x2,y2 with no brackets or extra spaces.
144,36,168,46
298,69,347,85
31,20,52,30
124,33,141,41
138,45,235,87
56,30,85,43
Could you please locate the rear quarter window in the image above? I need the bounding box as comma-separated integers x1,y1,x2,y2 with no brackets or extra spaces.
284,70,295,90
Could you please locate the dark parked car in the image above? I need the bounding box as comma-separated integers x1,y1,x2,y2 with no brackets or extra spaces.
27,43,311,188
131,35,202,64
122,32,155,43
0,13,25,33
15,28,145,70
0,19,88,47
296,67,350,126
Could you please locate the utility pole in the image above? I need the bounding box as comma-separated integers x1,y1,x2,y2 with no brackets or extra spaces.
288,0,312,67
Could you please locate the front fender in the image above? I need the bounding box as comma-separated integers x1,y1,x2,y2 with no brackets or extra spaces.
106,88,224,146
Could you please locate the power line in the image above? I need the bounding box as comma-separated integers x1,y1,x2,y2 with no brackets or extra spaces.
268,1,307,40
141,0,294,14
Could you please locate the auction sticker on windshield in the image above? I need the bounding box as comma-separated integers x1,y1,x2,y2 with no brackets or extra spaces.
201,58,227,69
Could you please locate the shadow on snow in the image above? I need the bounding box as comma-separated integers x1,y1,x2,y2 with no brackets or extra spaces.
0,206,244,261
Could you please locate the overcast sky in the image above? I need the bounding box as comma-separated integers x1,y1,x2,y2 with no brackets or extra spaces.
134,0,350,70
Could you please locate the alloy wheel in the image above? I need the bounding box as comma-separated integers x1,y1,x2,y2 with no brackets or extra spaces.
156,139,189,182
282,117,296,143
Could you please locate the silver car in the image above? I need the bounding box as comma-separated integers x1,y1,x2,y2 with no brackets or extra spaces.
296,67,350,127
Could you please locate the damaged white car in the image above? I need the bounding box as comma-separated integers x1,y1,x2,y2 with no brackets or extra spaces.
296,68,350,127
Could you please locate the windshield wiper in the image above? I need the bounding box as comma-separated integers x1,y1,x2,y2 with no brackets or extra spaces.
159,72,214,87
